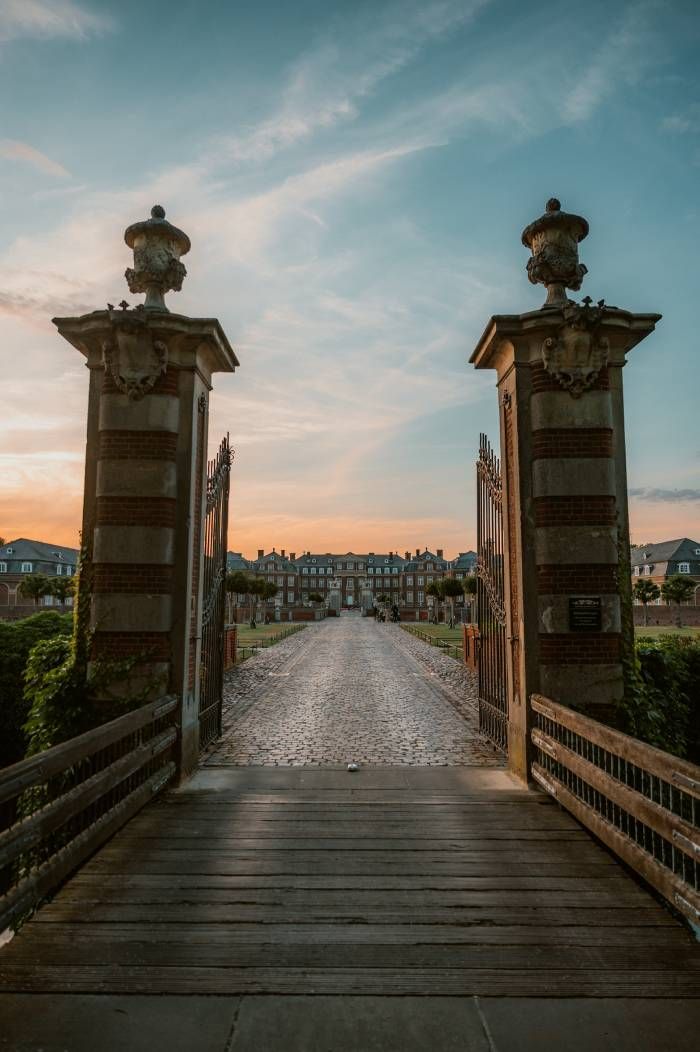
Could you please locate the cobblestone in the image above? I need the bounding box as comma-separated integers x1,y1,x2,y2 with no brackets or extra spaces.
205,616,502,767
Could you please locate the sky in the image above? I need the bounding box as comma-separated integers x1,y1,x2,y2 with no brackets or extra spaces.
0,0,699,559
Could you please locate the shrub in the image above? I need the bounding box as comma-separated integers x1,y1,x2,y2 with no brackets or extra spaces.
620,636,700,763
0,612,72,768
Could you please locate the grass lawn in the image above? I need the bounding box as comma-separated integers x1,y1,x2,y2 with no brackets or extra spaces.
235,623,306,648
403,623,463,643
635,625,700,639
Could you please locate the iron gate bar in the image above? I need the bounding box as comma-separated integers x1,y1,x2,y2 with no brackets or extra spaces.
198,434,232,749
476,433,508,753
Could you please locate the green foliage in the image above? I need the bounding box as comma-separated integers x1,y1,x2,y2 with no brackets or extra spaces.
18,574,52,604
632,578,661,605
463,575,477,596
442,579,464,599
50,576,75,604
225,570,251,596
661,574,695,614
308,591,323,603
0,612,73,768
618,636,700,762
21,544,163,758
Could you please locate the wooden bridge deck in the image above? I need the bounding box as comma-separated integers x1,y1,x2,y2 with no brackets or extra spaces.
1,766,699,999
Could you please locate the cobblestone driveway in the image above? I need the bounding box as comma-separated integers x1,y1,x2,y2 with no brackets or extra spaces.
205,616,501,767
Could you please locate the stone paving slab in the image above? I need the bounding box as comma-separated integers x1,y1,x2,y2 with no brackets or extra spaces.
206,617,501,767
3,992,699,1051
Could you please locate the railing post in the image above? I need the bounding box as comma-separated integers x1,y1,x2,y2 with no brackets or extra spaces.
470,198,661,781
53,206,239,779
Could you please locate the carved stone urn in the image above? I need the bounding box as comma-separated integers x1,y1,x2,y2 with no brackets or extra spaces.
521,198,589,307
124,204,191,311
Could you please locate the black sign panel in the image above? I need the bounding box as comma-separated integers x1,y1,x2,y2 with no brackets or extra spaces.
569,596,602,633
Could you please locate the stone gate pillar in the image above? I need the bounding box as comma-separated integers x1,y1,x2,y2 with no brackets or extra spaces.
470,199,660,782
53,206,238,776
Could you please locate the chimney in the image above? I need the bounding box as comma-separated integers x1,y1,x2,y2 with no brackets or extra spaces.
405,551,410,561
281,549,286,558
290,552,296,561
437,549,443,559
257,549,264,560
415,548,420,557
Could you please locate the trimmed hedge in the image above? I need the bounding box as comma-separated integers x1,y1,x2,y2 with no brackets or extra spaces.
0,612,73,768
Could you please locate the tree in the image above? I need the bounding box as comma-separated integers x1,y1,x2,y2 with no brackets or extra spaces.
50,576,75,609
18,573,52,607
661,575,696,628
225,570,251,624
442,578,464,627
308,591,323,605
633,578,661,626
425,580,445,622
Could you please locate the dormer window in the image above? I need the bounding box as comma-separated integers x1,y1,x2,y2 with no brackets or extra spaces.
643,566,651,576
679,562,690,574
634,567,640,576
0,563,6,573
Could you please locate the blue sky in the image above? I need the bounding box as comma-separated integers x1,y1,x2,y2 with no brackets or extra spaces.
1,0,698,555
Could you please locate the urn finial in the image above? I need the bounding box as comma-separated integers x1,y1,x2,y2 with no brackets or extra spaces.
124,205,191,311
521,198,589,308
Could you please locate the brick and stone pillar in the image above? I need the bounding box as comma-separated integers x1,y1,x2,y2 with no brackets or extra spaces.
53,206,238,775
471,199,660,781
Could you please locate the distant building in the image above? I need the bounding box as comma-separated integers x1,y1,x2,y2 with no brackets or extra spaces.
0,537,79,618
631,538,700,604
225,546,476,615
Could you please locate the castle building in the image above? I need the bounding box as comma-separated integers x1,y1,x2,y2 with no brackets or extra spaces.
0,538,79,619
226,546,477,616
631,538,700,603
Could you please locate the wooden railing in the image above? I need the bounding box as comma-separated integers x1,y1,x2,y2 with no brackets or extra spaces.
0,695,178,932
530,694,700,926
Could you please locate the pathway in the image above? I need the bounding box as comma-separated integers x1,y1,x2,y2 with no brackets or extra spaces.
2,617,699,1049
207,615,499,766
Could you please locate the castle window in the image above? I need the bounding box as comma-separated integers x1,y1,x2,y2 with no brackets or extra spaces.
21,562,32,573
679,562,690,574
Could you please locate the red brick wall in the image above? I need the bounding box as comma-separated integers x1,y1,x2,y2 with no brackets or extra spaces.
223,624,237,669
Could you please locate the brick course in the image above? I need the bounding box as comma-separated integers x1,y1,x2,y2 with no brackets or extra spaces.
539,632,621,664
102,370,179,397
96,496,177,527
91,631,171,661
532,428,613,459
537,564,618,594
93,564,173,594
98,430,178,461
534,495,617,527
530,362,610,394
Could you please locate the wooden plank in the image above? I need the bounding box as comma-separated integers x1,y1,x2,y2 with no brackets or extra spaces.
0,696,177,805
31,903,665,925
532,762,700,926
50,882,652,907
5,940,699,974
0,763,175,933
11,922,690,947
532,726,700,856
2,965,699,997
110,834,590,852
531,694,700,796
0,728,176,869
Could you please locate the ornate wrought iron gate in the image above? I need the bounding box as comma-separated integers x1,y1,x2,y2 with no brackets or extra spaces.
198,435,232,749
476,434,508,753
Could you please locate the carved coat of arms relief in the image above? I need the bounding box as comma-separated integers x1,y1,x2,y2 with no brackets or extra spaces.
541,297,610,398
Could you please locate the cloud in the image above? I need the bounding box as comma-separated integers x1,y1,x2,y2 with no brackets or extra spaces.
218,0,490,164
0,0,113,42
630,487,700,503
562,3,658,124
661,105,700,135
0,139,69,178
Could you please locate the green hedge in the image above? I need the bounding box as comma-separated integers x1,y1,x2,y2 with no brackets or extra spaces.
620,636,700,763
0,612,73,768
